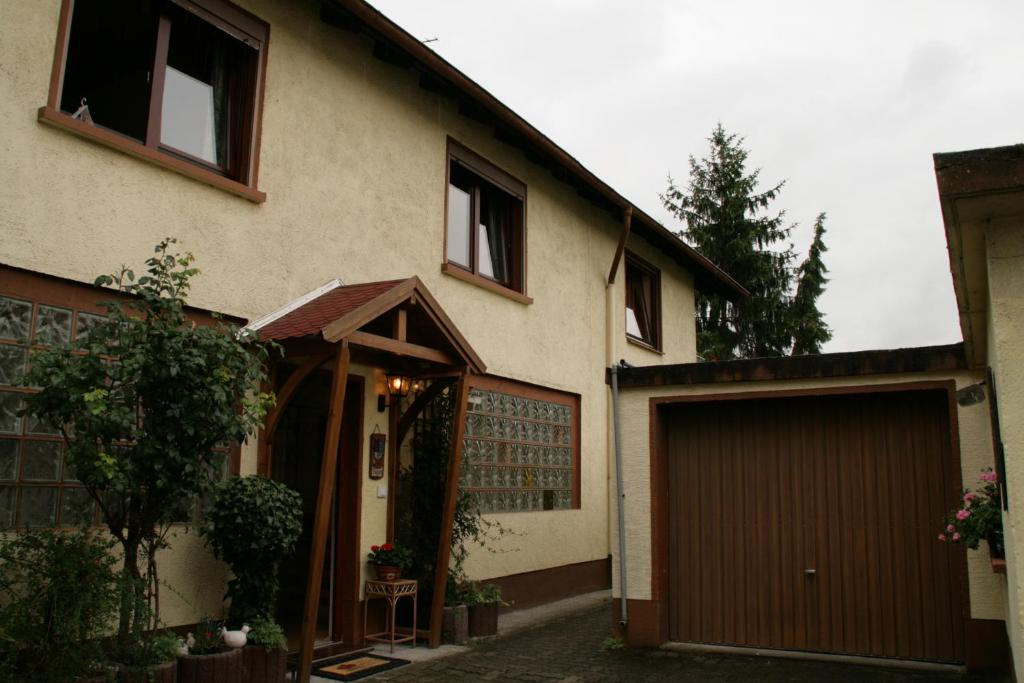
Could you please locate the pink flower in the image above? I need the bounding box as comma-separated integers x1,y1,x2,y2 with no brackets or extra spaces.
964,492,977,503
981,471,998,483
952,532,961,542
946,524,956,533
938,533,947,542
956,509,971,521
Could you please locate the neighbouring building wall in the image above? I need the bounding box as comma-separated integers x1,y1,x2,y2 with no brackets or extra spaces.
986,218,1024,673
0,0,700,622
610,370,1005,622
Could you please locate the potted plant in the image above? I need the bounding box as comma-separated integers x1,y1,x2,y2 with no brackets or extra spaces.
178,618,242,683
0,528,119,682
466,583,503,637
241,616,289,683
441,576,469,645
22,239,274,672
367,542,412,581
114,632,180,683
938,467,1004,558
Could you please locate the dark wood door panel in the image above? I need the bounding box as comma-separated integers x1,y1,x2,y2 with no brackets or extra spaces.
665,390,965,663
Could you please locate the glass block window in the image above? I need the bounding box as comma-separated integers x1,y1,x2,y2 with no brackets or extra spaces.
0,293,103,528
461,380,579,513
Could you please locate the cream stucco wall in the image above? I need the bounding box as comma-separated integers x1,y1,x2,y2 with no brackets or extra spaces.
610,371,1006,622
986,218,1024,671
0,0,701,624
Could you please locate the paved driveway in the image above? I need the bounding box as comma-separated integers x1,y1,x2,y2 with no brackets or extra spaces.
374,603,1008,683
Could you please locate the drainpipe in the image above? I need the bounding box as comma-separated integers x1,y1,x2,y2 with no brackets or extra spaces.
610,360,629,627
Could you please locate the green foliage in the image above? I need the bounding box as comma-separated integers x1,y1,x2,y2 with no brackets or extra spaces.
790,213,833,355
201,475,302,626
454,581,503,606
939,468,1003,553
21,239,275,650
396,385,512,609
0,528,119,681
602,635,625,651
246,616,287,651
662,124,831,359
601,636,625,651
367,542,413,568
188,618,224,655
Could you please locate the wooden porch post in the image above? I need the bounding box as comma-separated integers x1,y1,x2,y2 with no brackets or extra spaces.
297,340,351,683
428,373,471,648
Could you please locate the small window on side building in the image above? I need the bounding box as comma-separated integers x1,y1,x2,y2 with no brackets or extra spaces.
625,253,661,350
445,140,527,295
55,0,266,184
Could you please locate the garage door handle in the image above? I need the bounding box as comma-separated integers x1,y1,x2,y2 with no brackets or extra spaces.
804,569,816,576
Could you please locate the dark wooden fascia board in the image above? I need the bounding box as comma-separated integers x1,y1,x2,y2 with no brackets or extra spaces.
609,343,967,388
934,144,1024,198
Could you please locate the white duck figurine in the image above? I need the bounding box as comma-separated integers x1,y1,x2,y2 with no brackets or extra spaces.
222,624,250,649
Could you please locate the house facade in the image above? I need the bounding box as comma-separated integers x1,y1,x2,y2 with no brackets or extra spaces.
0,0,743,674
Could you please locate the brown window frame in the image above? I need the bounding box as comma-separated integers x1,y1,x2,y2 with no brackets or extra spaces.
461,374,581,512
442,139,530,304
624,251,662,352
40,0,270,203
0,265,240,530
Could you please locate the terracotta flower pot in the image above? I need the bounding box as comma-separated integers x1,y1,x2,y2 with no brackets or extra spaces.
374,564,402,581
116,659,177,683
178,647,243,683
242,645,288,683
468,601,499,637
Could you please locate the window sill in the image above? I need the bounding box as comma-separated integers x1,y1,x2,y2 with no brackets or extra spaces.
37,106,266,204
627,335,664,355
441,263,533,305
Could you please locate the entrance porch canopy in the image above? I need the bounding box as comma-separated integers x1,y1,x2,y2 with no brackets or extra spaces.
247,276,485,682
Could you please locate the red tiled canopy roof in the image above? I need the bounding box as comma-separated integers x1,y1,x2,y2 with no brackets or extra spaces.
256,279,406,341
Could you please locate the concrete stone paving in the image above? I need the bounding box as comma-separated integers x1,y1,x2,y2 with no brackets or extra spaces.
369,599,1009,683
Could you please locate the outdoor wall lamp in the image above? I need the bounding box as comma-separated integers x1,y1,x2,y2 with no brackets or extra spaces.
377,373,413,412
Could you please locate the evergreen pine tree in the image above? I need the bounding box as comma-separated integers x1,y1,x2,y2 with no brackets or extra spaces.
662,124,797,359
790,212,833,354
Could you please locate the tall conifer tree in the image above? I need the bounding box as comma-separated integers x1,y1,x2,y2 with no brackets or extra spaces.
790,212,833,354
662,124,830,359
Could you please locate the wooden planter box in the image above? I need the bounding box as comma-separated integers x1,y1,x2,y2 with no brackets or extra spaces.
468,602,499,637
115,659,177,683
178,647,243,683
442,604,468,645
242,646,288,683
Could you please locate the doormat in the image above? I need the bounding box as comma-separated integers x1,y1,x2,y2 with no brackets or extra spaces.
312,652,410,681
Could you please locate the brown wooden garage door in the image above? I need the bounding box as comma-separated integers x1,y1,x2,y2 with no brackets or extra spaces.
666,389,967,663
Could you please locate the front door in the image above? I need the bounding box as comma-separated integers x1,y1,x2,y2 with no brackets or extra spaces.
271,371,363,648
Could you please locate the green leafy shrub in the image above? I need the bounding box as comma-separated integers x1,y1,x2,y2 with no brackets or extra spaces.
23,239,275,653
246,616,287,651
0,528,118,681
201,475,302,625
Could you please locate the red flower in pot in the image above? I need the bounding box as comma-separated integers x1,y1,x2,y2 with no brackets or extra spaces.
367,542,412,581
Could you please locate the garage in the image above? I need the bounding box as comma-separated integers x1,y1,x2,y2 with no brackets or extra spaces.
662,386,967,663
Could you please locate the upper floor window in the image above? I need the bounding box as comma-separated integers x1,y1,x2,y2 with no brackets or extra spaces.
53,0,267,185
625,252,661,350
445,140,527,296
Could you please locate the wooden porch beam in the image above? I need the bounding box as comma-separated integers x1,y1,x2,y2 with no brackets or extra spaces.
263,354,331,445
395,378,457,449
393,308,407,342
297,340,351,683
347,330,456,365
428,375,471,648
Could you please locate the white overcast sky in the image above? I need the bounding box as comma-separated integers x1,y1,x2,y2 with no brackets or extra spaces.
373,0,1024,353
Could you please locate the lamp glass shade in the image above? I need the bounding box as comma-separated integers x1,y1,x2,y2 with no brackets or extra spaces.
386,373,411,397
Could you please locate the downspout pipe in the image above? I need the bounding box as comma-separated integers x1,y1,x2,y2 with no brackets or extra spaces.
610,360,629,627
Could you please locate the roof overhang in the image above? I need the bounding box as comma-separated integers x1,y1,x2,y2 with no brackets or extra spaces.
608,343,966,388
319,0,748,302
248,276,486,375
934,144,1024,368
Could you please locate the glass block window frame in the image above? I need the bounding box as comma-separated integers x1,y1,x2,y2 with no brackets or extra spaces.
0,267,240,529
460,377,580,513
